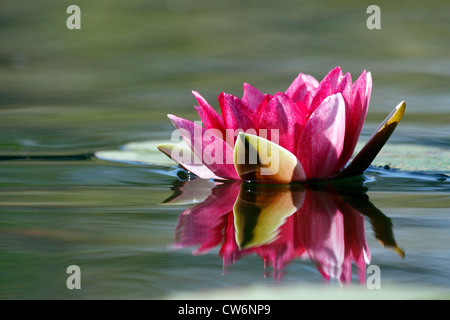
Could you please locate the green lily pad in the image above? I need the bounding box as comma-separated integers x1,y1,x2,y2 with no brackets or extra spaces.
95,139,449,174
357,142,450,172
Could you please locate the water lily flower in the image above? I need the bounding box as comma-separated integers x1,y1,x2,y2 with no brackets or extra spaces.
158,67,406,183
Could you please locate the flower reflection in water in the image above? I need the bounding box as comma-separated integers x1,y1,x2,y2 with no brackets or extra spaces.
167,178,403,285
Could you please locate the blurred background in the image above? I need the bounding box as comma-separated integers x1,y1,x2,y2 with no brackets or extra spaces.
0,0,449,299
1,0,448,154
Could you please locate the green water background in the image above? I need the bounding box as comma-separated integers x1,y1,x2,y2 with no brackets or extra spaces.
0,0,449,299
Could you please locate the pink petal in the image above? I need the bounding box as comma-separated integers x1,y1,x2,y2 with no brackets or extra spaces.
192,91,226,135
285,73,319,104
337,71,372,170
157,143,222,180
218,92,257,133
255,94,273,115
335,72,352,105
242,83,264,109
308,66,344,115
168,114,239,180
258,93,307,154
296,93,346,179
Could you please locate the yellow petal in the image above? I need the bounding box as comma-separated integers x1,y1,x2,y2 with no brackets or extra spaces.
233,132,306,184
